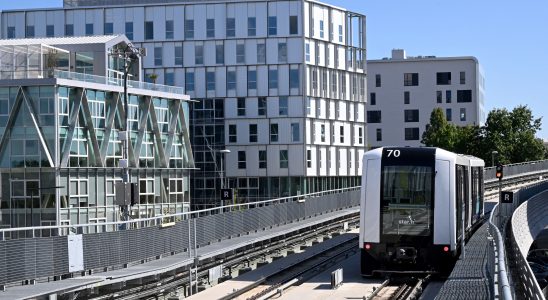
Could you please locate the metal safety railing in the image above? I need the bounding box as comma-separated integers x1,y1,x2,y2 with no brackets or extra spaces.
0,186,360,241
485,159,548,182
487,203,513,300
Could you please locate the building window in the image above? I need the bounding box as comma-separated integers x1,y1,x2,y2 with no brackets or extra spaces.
279,97,288,116
24,25,35,38
404,128,420,140
460,108,466,121
216,44,224,64
375,74,381,87
46,25,55,37
319,20,324,38
278,42,287,63
257,43,266,64
376,128,382,141
404,109,419,122
185,19,194,39
457,90,472,102
238,151,246,169
227,71,236,91
270,123,279,142
437,72,451,85
306,150,312,168
358,127,364,144
305,43,310,62
165,20,174,39
7,26,15,38
460,71,466,84
248,17,256,36
280,150,288,168
206,19,215,38
185,71,195,92
268,16,277,35
84,23,93,36
290,68,300,89
125,22,133,40
367,111,381,123
154,47,163,66
338,25,343,42
289,15,298,35
269,69,278,89
237,98,246,116
291,123,300,142
165,71,174,86
446,90,452,103
436,91,442,103
404,91,410,104
236,44,245,63
229,124,237,143
258,97,266,116
320,124,326,142
249,124,258,142
339,126,344,143
144,21,153,39
206,71,215,91
65,24,74,36
404,73,419,86
175,46,183,65
259,150,267,168
226,18,235,37
195,45,203,64
446,108,452,121
243,69,255,90
370,92,376,105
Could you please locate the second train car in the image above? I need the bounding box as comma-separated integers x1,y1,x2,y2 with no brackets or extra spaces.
359,147,484,276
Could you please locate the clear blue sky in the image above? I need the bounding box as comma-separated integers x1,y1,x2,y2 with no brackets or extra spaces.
2,0,548,138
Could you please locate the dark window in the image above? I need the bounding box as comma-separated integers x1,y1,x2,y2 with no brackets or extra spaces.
185,20,194,39
46,25,55,37
259,151,267,168
248,17,256,36
206,71,215,91
404,91,410,104
227,71,236,90
85,23,93,35
460,108,466,121
436,91,442,103
195,45,204,64
339,126,344,143
269,69,278,89
125,22,133,40
306,150,312,168
279,96,288,116
238,151,246,169
236,44,245,63
249,124,257,142
290,16,298,34
404,73,419,86
26,25,35,37
367,111,382,123
404,128,420,140
279,150,288,168
175,46,183,65
185,72,195,91
460,71,466,84
248,70,257,90
375,74,381,87
404,109,419,122
216,44,224,64
446,108,452,121
165,20,174,39
206,19,215,38
457,90,472,103
270,123,278,142
104,22,113,35
290,68,300,89
7,26,15,38
370,92,376,105
145,21,154,39
437,72,451,85
446,90,452,103
381,165,433,235
229,124,237,142
268,16,277,35
376,128,382,141
258,97,266,116
237,98,246,116
154,47,163,66
65,24,74,36
226,18,235,37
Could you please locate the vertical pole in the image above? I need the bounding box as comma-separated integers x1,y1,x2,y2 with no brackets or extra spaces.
498,180,502,227
220,152,224,208
461,199,465,259
122,55,130,223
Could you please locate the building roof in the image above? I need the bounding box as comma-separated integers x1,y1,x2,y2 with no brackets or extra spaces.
0,35,127,47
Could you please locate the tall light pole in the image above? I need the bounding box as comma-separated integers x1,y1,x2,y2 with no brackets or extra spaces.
491,150,498,167
109,43,145,221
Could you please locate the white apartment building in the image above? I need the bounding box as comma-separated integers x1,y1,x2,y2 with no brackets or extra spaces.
367,49,485,148
1,0,367,208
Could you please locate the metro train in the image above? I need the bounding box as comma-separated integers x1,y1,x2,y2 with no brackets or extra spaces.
359,147,485,276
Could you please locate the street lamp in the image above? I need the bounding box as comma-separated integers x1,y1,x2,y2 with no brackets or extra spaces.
491,150,499,167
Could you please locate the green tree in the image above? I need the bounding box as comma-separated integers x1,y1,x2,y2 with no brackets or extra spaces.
421,108,457,150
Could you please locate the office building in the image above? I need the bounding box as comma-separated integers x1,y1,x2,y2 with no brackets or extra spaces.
367,49,485,148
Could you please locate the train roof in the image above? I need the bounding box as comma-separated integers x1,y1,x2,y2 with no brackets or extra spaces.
364,147,485,167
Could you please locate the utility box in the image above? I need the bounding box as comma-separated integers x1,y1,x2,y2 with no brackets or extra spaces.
116,182,139,206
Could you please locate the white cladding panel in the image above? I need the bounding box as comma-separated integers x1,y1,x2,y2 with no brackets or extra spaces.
434,159,452,246
362,156,381,243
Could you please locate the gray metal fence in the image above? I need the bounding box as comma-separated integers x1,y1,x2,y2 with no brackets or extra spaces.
0,188,360,287
485,160,548,182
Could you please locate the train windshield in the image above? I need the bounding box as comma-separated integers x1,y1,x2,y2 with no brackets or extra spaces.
381,165,433,236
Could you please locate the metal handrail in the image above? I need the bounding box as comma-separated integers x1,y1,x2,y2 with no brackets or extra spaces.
487,204,513,300
0,186,360,238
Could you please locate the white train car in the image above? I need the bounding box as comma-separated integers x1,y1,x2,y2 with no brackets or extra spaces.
359,147,484,276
